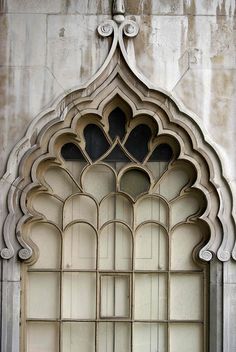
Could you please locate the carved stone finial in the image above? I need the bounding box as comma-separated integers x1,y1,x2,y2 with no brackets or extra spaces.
113,0,125,24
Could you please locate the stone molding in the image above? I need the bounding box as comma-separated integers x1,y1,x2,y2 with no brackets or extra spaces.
0,2,235,263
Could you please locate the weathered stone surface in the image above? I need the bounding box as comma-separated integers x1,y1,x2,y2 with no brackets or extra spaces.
47,14,110,90
0,66,64,176
5,0,62,13
0,14,46,66
174,68,236,179
132,15,189,90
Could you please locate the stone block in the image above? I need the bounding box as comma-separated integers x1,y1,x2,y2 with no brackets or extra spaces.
183,0,236,16
0,66,64,176
47,14,109,90
6,0,62,14
132,15,189,90
0,14,46,66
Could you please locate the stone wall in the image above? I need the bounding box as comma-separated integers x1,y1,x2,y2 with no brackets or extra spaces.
0,0,235,186
0,1,235,351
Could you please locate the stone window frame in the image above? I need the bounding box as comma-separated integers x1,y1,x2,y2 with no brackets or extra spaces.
0,14,234,351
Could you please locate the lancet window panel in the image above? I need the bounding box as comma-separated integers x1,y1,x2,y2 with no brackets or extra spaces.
22,108,209,352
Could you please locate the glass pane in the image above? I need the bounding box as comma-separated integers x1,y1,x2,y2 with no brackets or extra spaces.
62,272,96,319
100,275,130,318
98,322,131,352
169,324,203,352
120,169,150,199
27,273,59,319
63,194,97,228
108,107,126,141
133,323,167,352
44,166,78,199
124,124,151,162
158,168,190,200
100,194,133,227
170,274,203,320
63,160,87,182
136,196,168,226
171,196,201,226
30,222,61,269
99,223,132,270
84,124,110,161
27,322,58,352
62,322,95,352
31,193,62,226
149,144,173,161
135,224,167,270
61,143,85,161
147,161,168,180
134,274,167,320
82,164,116,201
63,223,96,270
171,224,203,270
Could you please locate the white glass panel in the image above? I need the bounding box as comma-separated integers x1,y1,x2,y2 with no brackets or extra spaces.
27,322,58,352
158,168,190,200
30,222,61,269
31,193,62,226
27,273,59,319
170,324,203,352
82,164,116,201
100,275,130,317
120,169,150,199
171,224,202,270
62,272,96,319
62,323,95,352
44,166,78,199
100,194,132,227
63,194,97,228
98,323,131,352
147,161,168,180
64,160,86,182
99,223,132,270
134,274,167,320
133,323,167,352
136,196,168,226
170,274,203,320
135,224,167,270
171,195,200,226
63,223,96,269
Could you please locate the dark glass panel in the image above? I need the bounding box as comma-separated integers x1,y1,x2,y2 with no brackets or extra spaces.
124,124,152,162
61,143,85,161
84,124,110,161
108,108,126,141
149,144,173,162
103,145,131,162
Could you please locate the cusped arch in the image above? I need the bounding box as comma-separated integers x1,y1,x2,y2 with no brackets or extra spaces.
0,51,235,264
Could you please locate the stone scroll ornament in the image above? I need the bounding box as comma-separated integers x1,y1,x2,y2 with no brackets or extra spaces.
97,0,139,69
0,0,235,263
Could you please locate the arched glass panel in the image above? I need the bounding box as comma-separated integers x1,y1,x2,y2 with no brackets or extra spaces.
120,169,150,198
23,108,208,352
63,223,97,270
99,223,132,270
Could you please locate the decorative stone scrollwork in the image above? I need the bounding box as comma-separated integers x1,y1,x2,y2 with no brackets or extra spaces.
97,20,114,37
122,20,139,37
18,248,32,260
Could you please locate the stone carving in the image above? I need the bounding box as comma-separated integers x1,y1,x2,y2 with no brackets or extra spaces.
0,0,235,263
112,0,125,24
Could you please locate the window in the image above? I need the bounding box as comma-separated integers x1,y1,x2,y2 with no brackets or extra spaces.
22,107,209,352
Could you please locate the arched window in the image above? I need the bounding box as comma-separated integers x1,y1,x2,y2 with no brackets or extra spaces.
22,107,209,352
